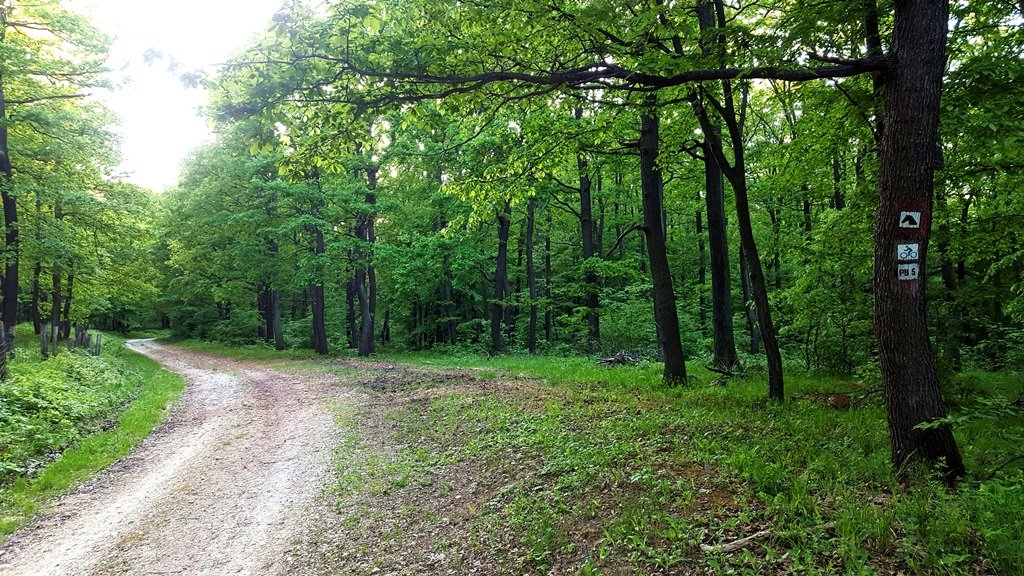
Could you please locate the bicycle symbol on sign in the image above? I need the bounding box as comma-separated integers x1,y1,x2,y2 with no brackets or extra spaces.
899,245,919,260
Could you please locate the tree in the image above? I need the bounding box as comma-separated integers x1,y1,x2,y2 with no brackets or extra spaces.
0,0,109,352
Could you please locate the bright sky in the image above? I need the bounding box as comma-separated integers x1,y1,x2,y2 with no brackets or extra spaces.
70,0,285,191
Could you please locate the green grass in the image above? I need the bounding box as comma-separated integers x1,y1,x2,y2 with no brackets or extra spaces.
171,339,326,362
0,328,185,540
351,353,1023,575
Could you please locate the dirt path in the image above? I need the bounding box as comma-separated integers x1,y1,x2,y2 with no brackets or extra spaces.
0,340,344,576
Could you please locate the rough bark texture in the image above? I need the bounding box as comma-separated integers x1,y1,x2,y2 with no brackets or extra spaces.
874,0,964,483
639,107,687,383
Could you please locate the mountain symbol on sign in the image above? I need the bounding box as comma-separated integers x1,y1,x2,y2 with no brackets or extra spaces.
900,213,919,227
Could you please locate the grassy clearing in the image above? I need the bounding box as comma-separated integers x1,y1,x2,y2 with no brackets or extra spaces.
0,327,185,540
342,353,1023,575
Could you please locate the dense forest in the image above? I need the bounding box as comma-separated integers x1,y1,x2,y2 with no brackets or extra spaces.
1,0,1023,530
138,0,1021,481
1,0,1023,573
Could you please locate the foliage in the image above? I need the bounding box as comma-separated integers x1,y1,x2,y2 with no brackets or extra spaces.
0,327,185,538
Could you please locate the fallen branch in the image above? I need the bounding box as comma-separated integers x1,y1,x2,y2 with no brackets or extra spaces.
701,523,834,554
704,363,746,378
700,529,772,554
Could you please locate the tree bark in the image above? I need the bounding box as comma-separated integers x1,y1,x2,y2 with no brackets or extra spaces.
696,199,707,336
575,110,601,349
310,219,328,355
639,104,687,383
692,77,784,399
874,0,964,483
0,71,17,353
704,138,740,370
355,166,378,356
271,289,284,350
491,200,511,353
61,271,73,339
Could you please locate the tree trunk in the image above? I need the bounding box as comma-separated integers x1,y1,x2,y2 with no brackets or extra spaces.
575,110,601,349
269,289,284,350
50,268,61,350
0,72,17,353
61,271,73,339
31,260,41,335
704,137,739,370
640,105,687,383
692,80,783,398
310,223,328,355
832,153,846,210
526,197,538,354
696,199,707,336
443,254,456,345
346,277,358,348
492,200,511,353
739,244,760,355
874,0,964,483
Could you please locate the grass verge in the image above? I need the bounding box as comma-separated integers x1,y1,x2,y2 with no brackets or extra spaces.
0,331,185,540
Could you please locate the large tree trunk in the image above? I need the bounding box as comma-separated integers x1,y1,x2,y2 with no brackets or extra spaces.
491,200,511,353
874,0,964,483
692,75,784,399
704,138,739,370
0,72,17,354
355,167,378,357
575,110,600,349
639,105,687,383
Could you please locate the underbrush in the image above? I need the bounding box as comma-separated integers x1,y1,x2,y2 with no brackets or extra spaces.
351,354,1023,575
0,327,184,539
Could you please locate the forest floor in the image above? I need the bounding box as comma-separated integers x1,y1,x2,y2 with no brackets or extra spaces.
1,343,1019,575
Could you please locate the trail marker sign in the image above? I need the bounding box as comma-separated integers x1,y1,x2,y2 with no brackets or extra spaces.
899,211,921,228
897,243,920,261
897,263,920,281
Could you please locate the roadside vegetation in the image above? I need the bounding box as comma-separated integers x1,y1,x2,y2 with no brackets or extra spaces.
0,327,184,539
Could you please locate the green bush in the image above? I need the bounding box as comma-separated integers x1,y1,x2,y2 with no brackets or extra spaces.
0,346,137,485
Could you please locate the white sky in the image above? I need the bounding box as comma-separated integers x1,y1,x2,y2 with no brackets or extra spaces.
70,0,285,191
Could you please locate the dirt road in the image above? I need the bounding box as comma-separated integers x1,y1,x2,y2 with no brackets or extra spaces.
0,340,343,576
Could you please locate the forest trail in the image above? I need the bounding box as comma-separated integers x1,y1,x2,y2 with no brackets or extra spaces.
0,340,344,576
